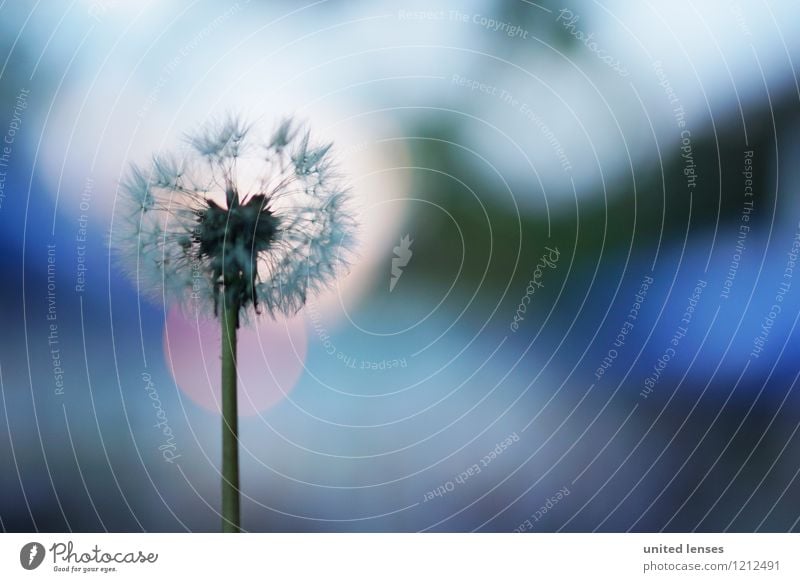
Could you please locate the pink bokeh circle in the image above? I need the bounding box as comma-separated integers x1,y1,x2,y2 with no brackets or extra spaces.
163,307,308,416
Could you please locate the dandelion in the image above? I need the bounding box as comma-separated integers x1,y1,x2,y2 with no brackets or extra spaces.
112,116,357,532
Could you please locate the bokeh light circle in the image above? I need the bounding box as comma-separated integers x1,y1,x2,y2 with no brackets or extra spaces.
164,307,308,416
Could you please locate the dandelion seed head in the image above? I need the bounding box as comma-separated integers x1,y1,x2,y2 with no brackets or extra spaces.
112,115,357,320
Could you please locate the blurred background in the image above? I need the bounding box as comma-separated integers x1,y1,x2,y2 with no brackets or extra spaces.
2,0,800,532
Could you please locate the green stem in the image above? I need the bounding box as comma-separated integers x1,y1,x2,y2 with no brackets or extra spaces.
221,298,240,532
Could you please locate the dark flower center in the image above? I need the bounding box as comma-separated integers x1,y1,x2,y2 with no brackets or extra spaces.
195,193,280,314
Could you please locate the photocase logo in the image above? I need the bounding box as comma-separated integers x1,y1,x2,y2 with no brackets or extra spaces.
390,234,413,292
19,542,45,570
